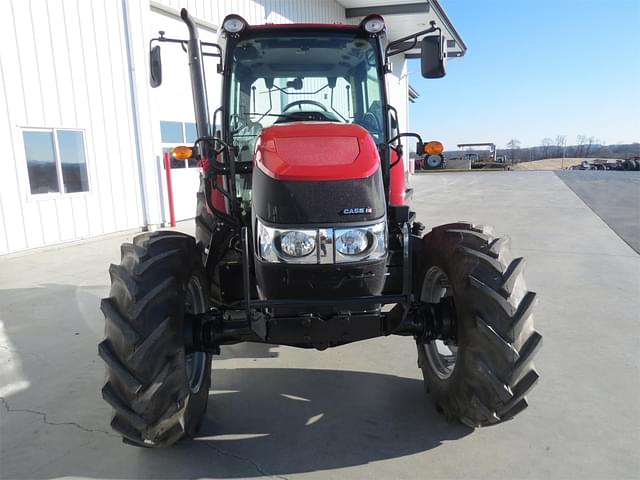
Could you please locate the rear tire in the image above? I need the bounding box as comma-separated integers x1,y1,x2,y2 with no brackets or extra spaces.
414,223,542,427
99,231,211,447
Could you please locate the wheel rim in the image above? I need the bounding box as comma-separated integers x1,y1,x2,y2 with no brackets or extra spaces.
420,266,458,380
184,275,207,394
426,155,441,167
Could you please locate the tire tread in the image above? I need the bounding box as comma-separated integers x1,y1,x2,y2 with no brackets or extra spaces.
100,231,210,447
417,222,541,427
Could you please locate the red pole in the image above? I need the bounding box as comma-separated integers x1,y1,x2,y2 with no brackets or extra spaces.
164,152,176,228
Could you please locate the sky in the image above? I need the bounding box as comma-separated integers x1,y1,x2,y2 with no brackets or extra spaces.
408,0,640,149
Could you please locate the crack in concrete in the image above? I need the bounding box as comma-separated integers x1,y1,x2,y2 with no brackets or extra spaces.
2,396,287,478
0,397,119,438
203,441,288,480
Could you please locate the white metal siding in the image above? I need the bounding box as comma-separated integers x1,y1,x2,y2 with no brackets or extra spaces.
153,0,346,25
0,0,144,254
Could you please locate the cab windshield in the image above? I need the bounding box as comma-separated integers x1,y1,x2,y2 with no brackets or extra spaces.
228,31,385,162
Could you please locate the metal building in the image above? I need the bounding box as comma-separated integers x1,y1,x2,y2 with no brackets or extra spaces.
0,0,465,255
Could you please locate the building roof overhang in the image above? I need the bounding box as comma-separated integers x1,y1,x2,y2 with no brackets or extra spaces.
338,0,467,58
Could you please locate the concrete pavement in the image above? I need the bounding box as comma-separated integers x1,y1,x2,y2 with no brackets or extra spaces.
1,171,639,479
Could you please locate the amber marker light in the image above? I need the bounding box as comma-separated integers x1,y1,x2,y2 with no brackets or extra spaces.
424,141,444,155
172,146,193,160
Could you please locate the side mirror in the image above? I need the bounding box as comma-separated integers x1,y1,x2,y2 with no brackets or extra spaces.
150,45,162,88
420,35,447,79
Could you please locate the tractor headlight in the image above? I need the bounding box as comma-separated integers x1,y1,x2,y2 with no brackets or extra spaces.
257,221,317,264
335,229,369,255
258,221,278,263
279,231,316,258
256,218,386,264
334,220,386,263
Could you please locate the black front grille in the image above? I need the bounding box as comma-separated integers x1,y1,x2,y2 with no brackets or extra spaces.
252,167,385,225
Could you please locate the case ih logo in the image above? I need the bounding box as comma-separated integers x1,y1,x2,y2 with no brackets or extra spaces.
340,207,372,216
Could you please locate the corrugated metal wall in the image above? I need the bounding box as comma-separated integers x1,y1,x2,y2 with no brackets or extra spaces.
0,0,145,254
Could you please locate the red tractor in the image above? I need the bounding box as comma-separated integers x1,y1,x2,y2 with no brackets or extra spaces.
99,10,541,447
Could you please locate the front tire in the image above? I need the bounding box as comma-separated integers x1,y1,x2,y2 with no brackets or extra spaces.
99,231,211,447
415,223,542,427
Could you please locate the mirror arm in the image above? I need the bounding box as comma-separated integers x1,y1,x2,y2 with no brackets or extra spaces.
151,32,187,47
388,132,423,148
387,132,424,169
385,22,440,58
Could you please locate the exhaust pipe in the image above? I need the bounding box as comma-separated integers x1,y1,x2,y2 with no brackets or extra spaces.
180,9,210,141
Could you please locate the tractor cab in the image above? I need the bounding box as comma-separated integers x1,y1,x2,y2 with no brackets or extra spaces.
150,11,448,217
223,22,390,213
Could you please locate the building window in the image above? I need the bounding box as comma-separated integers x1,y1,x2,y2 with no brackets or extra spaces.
160,120,198,169
23,129,89,195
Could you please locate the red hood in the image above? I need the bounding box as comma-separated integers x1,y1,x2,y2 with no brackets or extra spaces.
255,122,380,181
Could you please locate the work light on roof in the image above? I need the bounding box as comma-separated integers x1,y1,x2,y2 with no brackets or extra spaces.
362,15,385,34
222,15,246,33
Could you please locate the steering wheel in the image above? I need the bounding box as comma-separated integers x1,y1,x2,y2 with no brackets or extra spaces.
361,112,381,131
282,100,328,112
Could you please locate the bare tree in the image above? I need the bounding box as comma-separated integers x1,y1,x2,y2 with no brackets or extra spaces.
541,138,553,159
555,135,566,158
575,135,587,157
506,139,521,163
585,136,596,157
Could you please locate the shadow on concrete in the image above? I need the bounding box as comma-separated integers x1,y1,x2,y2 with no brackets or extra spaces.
555,170,640,254
0,282,471,479
125,368,472,479
218,341,280,360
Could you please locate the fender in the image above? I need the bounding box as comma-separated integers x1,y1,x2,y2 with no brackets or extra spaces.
389,148,409,206
201,155,229,215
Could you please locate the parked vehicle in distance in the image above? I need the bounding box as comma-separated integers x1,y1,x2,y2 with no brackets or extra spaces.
569,158,640,171
457,143,512,170
415,141,446,170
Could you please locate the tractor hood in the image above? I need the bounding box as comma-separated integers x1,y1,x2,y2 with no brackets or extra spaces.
254,122,380,182
251,122,386,225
